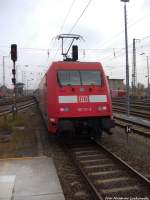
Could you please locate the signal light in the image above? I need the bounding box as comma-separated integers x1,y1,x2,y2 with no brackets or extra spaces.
12,78,16,84
72,45,78,61
11,44,17,62
12,69,16,75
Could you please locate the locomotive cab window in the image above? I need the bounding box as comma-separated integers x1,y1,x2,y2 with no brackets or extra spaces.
80,70,102,85
57,70,102,86
57,70,80,86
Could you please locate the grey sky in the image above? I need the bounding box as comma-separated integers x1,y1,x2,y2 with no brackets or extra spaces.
0,0,150,89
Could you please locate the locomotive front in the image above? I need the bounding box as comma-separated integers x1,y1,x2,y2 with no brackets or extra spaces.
47,61,115,137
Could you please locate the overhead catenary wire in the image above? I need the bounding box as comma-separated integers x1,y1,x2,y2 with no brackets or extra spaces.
48,0,77,57
99,34,150,62
69,0,93,33
99,10,150,49
51,2,150,60
60,0,77,33
0,30,150,60
0,44,127,53
53,0,93,60
0,37,149,56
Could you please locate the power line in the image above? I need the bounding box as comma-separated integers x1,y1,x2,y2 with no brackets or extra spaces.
100,45,133,61
53,0,93,60
141,34,150,41
0,45,50,52
60,0,76,33
99,10,150,49
51,0,79,60
69,0,93,33
48,0,77,56
51,6,150,57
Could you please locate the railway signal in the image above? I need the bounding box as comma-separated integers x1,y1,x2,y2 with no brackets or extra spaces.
11,44,17,62
11,44,17,118
11,77,16,85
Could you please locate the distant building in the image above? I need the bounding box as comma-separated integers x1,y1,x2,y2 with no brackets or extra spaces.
108,78,125,90
0,90,4,98
0,85,7,95
108,78,125,97
16,82,24,95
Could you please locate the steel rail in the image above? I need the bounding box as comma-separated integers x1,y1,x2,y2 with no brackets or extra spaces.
114,119,150,138
0,96,33,106
60,138,104,200
94,139,150,189
113,102,150,110
114,114,150,129
65,137,150,198
0,102,36,117
112,98,150,104
113,107,150,119
71,152,103,200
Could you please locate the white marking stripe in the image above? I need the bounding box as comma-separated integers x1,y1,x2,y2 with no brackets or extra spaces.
59,95,107,103
59,96,77,103
89,95,107,102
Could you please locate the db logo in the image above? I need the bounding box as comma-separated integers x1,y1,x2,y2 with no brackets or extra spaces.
78,96,89,103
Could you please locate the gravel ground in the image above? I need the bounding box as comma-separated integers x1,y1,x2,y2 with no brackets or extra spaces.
99,126,150,178
0,107,95,199
1,105,150,199
41,132,94,200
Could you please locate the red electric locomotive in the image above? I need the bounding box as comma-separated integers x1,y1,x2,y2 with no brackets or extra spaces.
38,34,115,137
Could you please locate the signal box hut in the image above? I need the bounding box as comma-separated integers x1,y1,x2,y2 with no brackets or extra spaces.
108,78,125,97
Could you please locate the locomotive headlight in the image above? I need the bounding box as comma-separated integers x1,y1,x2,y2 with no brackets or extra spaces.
98,105,107,111
60,107,70,112
50,118,56,122
60,108,65,112
102,106,107,110
64,107,70,112
98,106,103,111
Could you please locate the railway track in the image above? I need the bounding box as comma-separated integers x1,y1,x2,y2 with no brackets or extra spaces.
112,99,150,120
112,98,150,104
0,99,36,117
64,138,150,199
113,113,150,138
0,96,33,106
113,101,150,110
113,106,150,120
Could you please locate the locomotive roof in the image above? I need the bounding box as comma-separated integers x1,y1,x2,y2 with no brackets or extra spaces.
50,61,103,70
53,61,102,65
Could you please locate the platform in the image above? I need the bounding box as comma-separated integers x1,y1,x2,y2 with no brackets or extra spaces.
0,156,65,200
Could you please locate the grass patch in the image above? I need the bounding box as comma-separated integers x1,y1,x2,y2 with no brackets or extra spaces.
0,108,39,158
0,114,24,132
9,115,24,127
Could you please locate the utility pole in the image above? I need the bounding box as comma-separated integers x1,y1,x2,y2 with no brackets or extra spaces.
121,0,130,116
132,38,137,96
2,56,5,86
2,55,9,87
146,56,150,96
